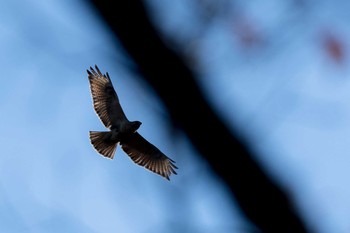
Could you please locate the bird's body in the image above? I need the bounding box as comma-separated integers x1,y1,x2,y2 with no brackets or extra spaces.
87,65,177,180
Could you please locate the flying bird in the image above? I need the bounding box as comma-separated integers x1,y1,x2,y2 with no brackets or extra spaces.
87,65,177,180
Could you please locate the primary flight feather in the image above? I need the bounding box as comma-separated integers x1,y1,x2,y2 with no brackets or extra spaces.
87,65,177,180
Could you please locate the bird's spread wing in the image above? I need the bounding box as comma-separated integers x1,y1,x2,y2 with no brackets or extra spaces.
87,65,128,129
120,132,177,180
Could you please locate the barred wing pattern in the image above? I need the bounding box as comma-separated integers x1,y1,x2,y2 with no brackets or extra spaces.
121,132,177,180
87,65,128,129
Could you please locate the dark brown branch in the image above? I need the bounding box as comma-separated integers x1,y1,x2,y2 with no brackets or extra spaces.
88,1,312,232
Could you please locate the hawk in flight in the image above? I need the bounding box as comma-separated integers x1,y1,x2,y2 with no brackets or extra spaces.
87,65,177,180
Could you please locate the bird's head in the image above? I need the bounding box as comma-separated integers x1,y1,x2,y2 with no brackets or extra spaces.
131,121,142,132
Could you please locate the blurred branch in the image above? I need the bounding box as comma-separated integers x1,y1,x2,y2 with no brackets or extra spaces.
88,0,312,232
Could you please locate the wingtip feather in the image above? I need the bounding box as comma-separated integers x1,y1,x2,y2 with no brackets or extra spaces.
94,65,103,75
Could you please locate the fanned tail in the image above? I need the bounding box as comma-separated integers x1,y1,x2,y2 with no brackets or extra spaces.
89,131,118,159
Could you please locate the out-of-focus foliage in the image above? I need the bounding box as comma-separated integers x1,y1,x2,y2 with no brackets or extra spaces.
146,0,350,233
0,0,350,232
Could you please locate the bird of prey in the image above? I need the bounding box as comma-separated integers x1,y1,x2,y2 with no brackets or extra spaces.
86,65,177,180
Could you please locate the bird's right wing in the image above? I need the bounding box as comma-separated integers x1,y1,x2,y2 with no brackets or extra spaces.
120,132,177,180
87,65,128,129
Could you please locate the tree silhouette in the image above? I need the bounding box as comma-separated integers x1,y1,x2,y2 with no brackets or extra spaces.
88,1,312,232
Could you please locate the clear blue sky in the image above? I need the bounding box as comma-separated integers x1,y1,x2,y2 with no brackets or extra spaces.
1,0,350,232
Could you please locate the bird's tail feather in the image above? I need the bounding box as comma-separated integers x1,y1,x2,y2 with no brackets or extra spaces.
89,131,118,159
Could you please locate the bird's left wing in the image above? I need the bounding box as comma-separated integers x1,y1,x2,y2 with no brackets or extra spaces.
120,132,177,180
87,65,128,129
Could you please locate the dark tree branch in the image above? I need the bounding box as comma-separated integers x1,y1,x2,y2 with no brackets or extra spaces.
88,1,312,232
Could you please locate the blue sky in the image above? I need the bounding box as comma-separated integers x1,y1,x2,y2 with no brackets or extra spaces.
1,0,350,232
